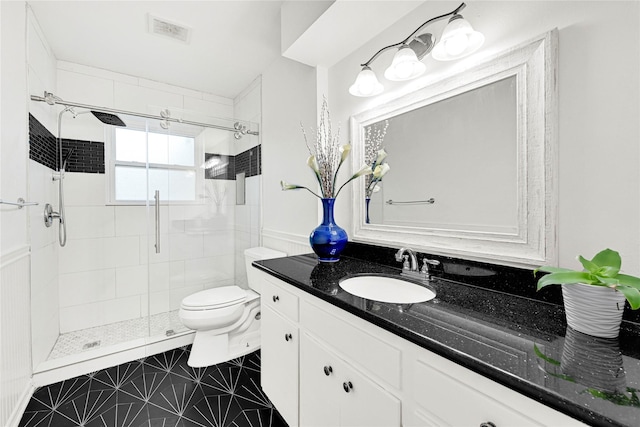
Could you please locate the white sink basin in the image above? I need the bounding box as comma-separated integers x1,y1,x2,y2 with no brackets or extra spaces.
339,276,436,304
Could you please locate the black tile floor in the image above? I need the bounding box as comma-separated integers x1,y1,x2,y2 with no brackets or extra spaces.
19,346,288,427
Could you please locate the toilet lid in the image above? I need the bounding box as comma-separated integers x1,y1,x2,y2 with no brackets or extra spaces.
181,286,248,310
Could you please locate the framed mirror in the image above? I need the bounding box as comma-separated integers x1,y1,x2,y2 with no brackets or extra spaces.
350,30,558,267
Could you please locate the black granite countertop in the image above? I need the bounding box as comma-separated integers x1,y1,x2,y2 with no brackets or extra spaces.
254,244,640,427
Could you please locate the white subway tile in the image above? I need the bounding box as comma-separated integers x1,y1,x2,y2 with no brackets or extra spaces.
59,268,116,307
115,265,148,297
168,233,203,261
65,206,115,239
63,173,106,206
59,295,141,333
114,205,149,237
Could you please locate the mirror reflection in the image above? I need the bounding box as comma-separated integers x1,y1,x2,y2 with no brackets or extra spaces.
364,75,518,233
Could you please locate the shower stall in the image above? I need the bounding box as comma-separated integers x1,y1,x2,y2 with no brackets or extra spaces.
28,92,262,375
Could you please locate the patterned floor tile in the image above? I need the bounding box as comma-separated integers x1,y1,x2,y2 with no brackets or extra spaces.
19,347,288,427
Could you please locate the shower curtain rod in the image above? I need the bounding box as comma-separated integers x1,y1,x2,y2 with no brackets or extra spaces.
30,93,259,136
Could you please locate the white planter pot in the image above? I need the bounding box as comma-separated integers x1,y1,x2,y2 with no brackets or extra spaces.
561,283,626,338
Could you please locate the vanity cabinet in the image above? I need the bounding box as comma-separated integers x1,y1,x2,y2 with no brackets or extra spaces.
300,333,401,427
255,269,585,427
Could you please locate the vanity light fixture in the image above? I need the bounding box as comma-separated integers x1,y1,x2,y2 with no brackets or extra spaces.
349,2,484,97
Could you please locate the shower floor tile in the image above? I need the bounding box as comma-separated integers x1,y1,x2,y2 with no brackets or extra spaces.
48,310,185,360
20,347,288,427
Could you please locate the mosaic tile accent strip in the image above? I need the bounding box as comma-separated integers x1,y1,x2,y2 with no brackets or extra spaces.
28,114,105,173
205,154,235,180
205,145,261,181
20,347,288,427
48,311,185,360
29,113,57,170
235,145,261,178
61,138,105,174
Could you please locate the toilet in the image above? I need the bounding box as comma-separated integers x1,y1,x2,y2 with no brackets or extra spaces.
179,246,286,367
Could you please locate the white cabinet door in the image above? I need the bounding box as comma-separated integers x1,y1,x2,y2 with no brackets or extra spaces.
300,333,340,427
300,333,401,427
261,306,299,426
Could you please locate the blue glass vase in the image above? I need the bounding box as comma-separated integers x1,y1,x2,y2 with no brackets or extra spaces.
310,198,347,262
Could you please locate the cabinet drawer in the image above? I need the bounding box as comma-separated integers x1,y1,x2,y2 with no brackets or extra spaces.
411,358,541,427
301,300,401,389
262,277,299,322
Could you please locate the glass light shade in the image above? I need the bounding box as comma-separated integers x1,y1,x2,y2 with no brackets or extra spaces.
383,45,426,81
349,66,384,97
432,15,484,61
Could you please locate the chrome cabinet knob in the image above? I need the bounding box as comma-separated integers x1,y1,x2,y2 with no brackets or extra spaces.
284,333,292,342
480,422,496,427
343,381,353,393
272,295,279,302
323,366,333,376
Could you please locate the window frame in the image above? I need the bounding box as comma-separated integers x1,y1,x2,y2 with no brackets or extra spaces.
105,125,205,206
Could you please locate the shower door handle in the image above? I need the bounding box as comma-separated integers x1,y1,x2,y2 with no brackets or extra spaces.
154,190,160,254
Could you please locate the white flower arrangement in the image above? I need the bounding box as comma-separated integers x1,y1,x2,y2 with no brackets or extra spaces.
364,120,391,198
281,98,373,199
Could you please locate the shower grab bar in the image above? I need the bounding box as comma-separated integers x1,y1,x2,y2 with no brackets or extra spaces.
154,190,160,254
0,198,39,209
386,198,435,205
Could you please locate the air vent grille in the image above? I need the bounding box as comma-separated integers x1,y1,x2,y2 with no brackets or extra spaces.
148,14,191,43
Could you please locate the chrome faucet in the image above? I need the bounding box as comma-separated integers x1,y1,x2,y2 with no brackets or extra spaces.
395,248,418,271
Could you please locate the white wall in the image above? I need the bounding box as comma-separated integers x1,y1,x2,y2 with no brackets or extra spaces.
322,1,639,273
1,2,34,425
261,56,322,255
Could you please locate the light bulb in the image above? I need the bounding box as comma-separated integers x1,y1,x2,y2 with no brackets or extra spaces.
349,66,383,97
432,15,484,61
444,33,469,56
384,46,426,81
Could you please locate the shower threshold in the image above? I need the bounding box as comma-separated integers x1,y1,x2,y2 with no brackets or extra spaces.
47,309,187,361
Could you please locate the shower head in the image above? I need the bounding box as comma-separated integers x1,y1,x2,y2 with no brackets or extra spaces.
91,111,126,127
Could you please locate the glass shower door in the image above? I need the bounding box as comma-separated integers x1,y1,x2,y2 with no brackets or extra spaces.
144,115,237,341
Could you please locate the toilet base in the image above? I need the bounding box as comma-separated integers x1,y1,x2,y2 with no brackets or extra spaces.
187,320,261,367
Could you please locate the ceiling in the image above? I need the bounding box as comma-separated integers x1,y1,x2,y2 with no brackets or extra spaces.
28,1,285,99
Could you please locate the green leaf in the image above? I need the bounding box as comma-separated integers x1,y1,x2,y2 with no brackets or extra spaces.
617,273,640,290
533,344,560,366
617,285,640,310
599,265,621,278
536,271,593,290
578,255,599,273
591,248,621,271
534,266,574,275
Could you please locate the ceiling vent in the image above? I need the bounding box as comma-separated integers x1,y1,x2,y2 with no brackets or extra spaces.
148,14,191,43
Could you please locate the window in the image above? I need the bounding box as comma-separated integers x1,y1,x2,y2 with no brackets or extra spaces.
110,127,199,203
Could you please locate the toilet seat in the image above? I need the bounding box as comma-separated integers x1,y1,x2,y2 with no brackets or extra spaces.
181,286,247,311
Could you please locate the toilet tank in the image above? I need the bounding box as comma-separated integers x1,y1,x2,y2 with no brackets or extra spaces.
244,247,286,293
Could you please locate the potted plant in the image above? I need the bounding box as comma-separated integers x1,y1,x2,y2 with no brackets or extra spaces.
536,248,640,338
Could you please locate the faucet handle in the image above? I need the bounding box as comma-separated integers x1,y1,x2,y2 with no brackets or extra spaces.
420,258,441,278
402,255,410,270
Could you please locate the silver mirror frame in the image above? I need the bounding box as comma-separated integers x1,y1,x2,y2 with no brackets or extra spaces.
350,30,558,268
